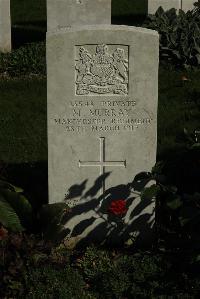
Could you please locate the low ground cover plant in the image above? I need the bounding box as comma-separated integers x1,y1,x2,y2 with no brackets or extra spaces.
1,233,200,298
0,42,46,77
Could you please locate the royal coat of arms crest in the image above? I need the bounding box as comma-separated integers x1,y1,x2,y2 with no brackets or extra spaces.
75,44,129,95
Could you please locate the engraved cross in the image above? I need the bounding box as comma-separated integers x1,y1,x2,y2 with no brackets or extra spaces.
79,137,126,195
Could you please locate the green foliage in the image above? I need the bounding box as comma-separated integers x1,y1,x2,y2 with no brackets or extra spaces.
99,267,131,299
0,79,47,163
0,233,38,298
1,234,200,299
24,265,91,299
135,139,200,244
78,248,163,298
194,0,200,12
11,0,46,25
143,7,200,67
38,203,70,241
116,254,165,298
182,127,200,148
77,246,113,281
78,246,132,298
141,184,160,201
0,173,70,237
112,0,147,16
78,247,200,298
0,42,46,76
0,180,32,232
0,197,23,232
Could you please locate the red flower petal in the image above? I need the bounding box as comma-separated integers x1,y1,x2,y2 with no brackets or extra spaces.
108,200,127,216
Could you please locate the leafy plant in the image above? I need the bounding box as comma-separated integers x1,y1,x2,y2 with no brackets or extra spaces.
38,203,71,242
143,6,200,67
137,141,200,246
0,180,33,232
194,0,200,12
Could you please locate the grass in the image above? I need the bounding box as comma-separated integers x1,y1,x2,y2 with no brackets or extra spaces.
112,0,147,16
0,78,47,163
11,0,46,25
11,0,46,48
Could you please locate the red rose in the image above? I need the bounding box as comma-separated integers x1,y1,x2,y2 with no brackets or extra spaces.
108,200,127,216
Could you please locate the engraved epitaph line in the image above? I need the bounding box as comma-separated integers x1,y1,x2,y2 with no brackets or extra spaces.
79,137,126,195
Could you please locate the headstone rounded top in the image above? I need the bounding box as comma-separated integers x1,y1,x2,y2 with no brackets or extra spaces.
47,24,159,37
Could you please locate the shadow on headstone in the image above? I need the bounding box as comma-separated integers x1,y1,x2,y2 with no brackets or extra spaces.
61,172,155,248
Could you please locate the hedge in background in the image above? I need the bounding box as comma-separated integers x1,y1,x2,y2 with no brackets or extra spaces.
143,6,200,67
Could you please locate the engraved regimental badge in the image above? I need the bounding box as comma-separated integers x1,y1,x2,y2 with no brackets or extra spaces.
75,44,129,95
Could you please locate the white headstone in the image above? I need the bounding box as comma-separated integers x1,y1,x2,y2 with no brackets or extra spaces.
47,25,159,246
0,0,11,52
181,0,196,11
47,0,111,31
148,0,181,13
148,0,196,13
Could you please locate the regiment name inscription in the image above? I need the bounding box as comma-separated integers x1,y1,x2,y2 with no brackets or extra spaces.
54,98,152,133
